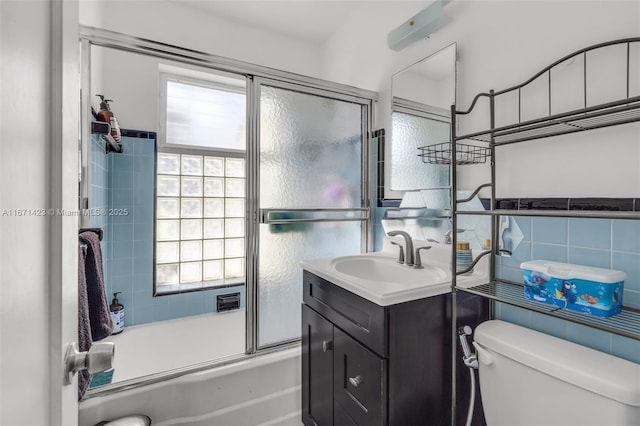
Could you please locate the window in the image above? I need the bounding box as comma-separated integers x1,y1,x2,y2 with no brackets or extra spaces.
155,74,246,295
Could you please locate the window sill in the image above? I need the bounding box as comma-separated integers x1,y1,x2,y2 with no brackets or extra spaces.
155,278,245,296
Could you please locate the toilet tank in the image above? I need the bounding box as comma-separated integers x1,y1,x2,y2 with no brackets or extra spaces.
473,320,640,426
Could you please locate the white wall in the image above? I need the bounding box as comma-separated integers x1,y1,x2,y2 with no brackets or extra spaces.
81,0,326,131
321,0,640,198
1,1,54,424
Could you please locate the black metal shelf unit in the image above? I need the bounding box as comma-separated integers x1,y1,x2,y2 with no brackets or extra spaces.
448,37,640,341
461,280,640,340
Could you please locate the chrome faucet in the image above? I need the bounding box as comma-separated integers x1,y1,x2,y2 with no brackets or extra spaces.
387,230,414,266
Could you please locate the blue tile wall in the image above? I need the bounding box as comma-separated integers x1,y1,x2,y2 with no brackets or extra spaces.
496,216,640,364
91,133,245,329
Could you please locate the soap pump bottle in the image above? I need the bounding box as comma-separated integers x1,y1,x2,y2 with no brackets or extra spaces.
109,292,125,335
95,94,122,142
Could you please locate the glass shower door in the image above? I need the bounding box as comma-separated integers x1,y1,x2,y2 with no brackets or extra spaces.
254,80,370,348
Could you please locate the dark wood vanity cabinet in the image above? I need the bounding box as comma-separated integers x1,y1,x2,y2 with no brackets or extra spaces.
302,270,484,426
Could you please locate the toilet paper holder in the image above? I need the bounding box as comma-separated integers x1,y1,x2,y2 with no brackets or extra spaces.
64,341,115,385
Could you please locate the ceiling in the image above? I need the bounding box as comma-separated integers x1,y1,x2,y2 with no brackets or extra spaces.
169,0,369,44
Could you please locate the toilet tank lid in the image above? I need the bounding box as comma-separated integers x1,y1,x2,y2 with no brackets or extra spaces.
474,320,640,407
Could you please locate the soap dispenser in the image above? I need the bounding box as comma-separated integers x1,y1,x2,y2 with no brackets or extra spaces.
109,292,125,335
95,94,122,143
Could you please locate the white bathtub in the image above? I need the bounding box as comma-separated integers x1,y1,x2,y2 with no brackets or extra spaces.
79,347,302,426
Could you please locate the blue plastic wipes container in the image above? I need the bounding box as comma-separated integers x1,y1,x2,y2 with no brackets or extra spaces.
520,260,625,318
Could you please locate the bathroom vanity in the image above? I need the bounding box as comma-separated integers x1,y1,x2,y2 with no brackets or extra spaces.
301,245,489,426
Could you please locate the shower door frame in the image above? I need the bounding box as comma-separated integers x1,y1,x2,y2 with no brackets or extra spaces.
247,76,374,351
79,26,376,396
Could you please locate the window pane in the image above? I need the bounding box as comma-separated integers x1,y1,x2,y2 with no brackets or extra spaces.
157,153,180,175
204,157,225,176
157,198,180,218
204,219,224,238
180,240,202,262
157,176,180,196
225,258,244,279
225,178,244,198
156,241,179,263
181,176,203,196
225,219,244,237
225,238,244,258
157,263,179,285
225,158,245,177
225,198,245,218
203,239,224,259
204,198,224,218
180,262,202,283
157,220,180,241
181,219,202,240
181,198,203,218
165,80,246,150
181,155,203,176
203,260,223,281
204,177,224,197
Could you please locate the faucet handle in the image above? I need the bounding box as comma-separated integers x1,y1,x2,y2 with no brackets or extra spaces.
390,241,405,264
413,246,432,269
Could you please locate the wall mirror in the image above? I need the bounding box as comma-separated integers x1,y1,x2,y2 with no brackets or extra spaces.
389,43,456,193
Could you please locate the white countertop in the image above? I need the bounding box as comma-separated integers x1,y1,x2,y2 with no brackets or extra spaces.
301,239,489,306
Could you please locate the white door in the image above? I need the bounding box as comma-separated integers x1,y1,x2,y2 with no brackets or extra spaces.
0,1,80,425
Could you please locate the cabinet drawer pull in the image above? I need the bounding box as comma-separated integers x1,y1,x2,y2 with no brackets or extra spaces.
348,375,364,387
322,340,333,352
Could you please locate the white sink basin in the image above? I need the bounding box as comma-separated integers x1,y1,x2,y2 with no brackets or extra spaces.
330,255,447,285
300,242,489,306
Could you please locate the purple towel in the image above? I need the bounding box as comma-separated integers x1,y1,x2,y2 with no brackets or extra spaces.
79,231,112,341
78,245,91,399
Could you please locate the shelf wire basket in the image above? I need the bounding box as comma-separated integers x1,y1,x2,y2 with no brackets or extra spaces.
418,142,491,165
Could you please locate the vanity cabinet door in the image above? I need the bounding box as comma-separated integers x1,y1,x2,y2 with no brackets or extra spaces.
333,327,387,426
302,305,335,426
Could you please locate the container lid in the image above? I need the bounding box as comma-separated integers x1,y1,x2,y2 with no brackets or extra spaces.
520,260,626,283
474,320,640,406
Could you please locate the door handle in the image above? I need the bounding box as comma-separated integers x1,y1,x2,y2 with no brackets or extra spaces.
322,340,333,352
64,341,115,385
349,375,364,387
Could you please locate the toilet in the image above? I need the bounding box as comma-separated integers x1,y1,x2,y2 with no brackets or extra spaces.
472,320,640,426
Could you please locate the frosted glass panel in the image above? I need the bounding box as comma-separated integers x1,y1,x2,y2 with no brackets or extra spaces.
204,157,224,176
225,258,244,279
203,239,224,259
204,198,224,218
181,155,203,176
391,111,450,190
225,219,244,237
157,153,180,175
157,220,179,241
157,264,179,285
181,219,202,240
181,198,202,218
180,262,202,283
181,177,203,196
204,178,224,197
156,242,179,263
157,176,180,196
157,198,179,218
225,238,244,257
258,221,362,346
225,178,244,198
180,240,202,262
203,219,224,238
165,80,246,150
260,86,362,208
225,199,244,218
203,260,223,281
226,158,245,177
